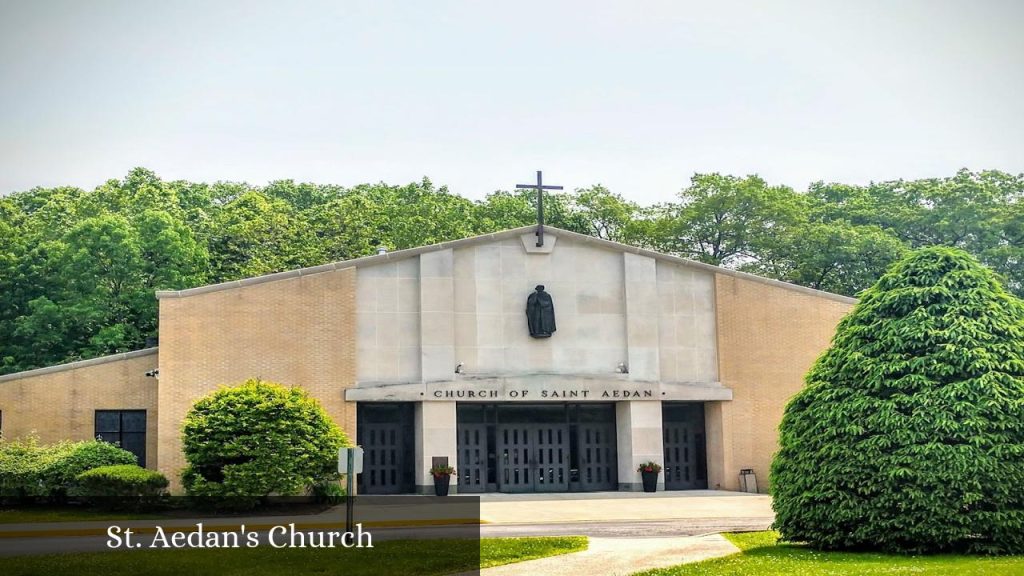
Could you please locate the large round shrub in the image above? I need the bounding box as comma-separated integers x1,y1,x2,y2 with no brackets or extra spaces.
181,379,348,504
771,247,1024,554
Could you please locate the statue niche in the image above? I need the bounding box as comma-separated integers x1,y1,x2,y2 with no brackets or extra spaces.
525,285,556,338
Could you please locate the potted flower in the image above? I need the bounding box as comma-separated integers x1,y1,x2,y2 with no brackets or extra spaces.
637,461,662,493
430,465,456,496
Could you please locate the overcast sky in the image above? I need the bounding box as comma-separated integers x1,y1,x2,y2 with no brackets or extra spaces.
1,0,1022,204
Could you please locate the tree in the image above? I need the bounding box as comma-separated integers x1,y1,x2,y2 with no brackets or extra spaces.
743,221,906,296
570,185,640,242
208,191,321,280
650,173,806,265
771,247,1024,554
181,379,348,508
475,190,536,231
15,215,147,362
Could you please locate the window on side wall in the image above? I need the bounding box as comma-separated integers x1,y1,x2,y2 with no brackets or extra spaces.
95,410,147,467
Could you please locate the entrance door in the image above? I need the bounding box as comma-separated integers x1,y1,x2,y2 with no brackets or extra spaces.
357,403,415,494
531,425,569,492
577,422,617,491
497,424,570,492
497,424,533,492
662,403,708,490
361,423,405,493
457,423,488,494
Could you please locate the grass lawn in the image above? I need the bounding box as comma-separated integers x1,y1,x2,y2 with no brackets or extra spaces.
0,507,165,524
636,531,1024,576
0,536,587,575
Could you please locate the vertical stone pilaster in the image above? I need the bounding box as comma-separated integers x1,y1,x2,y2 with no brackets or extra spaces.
420,249,455,382
624,253,660,381
414,401,458,494
703,401,732,491
615,400,665,491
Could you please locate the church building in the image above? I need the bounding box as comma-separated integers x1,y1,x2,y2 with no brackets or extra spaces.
0,225,854,494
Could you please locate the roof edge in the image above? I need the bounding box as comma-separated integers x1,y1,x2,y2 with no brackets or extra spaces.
156,226,538,299
548,227,859,305
0,347,158,383
156,224,857,305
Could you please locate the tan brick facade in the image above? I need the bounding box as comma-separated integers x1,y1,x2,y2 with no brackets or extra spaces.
0,350,159,467
709,273,852,491
156,266,358,489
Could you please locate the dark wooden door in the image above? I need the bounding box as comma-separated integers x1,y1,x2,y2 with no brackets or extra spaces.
532,425,570,492
457,423,488,493
497,424,570,492
577,422,617,491
361,423,405,494
663,421,704,490
497,424,533,492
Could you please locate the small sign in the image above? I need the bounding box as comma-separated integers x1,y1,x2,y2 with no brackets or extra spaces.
338,447,364,474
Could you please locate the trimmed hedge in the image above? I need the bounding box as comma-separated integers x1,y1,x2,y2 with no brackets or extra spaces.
0,436,137,502
76,465,168,509
771,247,1024,554
181,379,348,509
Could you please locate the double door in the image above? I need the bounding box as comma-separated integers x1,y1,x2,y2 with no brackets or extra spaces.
497,424,570,493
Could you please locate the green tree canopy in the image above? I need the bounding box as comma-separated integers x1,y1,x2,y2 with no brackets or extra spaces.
1,167,1021,374
649,173,807,265
771,247,1024,554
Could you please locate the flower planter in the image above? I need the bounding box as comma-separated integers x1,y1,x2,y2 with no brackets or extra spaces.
433,474,451,497
641,470,659,493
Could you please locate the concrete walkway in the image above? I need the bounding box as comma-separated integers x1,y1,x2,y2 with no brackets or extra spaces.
474,534,739,576
477,490,773,524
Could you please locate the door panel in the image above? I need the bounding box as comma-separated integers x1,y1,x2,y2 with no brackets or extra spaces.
457,423,488,493
361,424,405,494
577,422,617,491
532,425,569,492
497,425,533,493
662,405,708,491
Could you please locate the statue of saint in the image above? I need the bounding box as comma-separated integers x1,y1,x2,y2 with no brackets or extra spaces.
526,285,556,338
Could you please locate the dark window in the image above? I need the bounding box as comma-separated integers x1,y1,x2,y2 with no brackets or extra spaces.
95,410,147,467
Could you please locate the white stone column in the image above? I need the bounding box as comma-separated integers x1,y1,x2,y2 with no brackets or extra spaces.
414,401,458,494
624,253,660,381
420,249,455,382
616,400,665,491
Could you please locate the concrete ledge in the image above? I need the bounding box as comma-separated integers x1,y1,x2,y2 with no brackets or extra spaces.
347,377,733,402
0,348,158,383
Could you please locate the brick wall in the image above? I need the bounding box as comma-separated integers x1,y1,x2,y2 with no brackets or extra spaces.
0,350,159,468
710,274,853,491
157,267,358,490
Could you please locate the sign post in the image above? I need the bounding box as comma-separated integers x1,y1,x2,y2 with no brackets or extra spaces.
338,447,364,533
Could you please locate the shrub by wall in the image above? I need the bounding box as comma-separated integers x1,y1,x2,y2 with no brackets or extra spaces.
771,247,1024,554
76,464,168,509
0,436,138,502
181,379,348,508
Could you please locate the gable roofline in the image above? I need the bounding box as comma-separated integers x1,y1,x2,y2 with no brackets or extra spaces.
0,347,158,384
156,225,858,305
